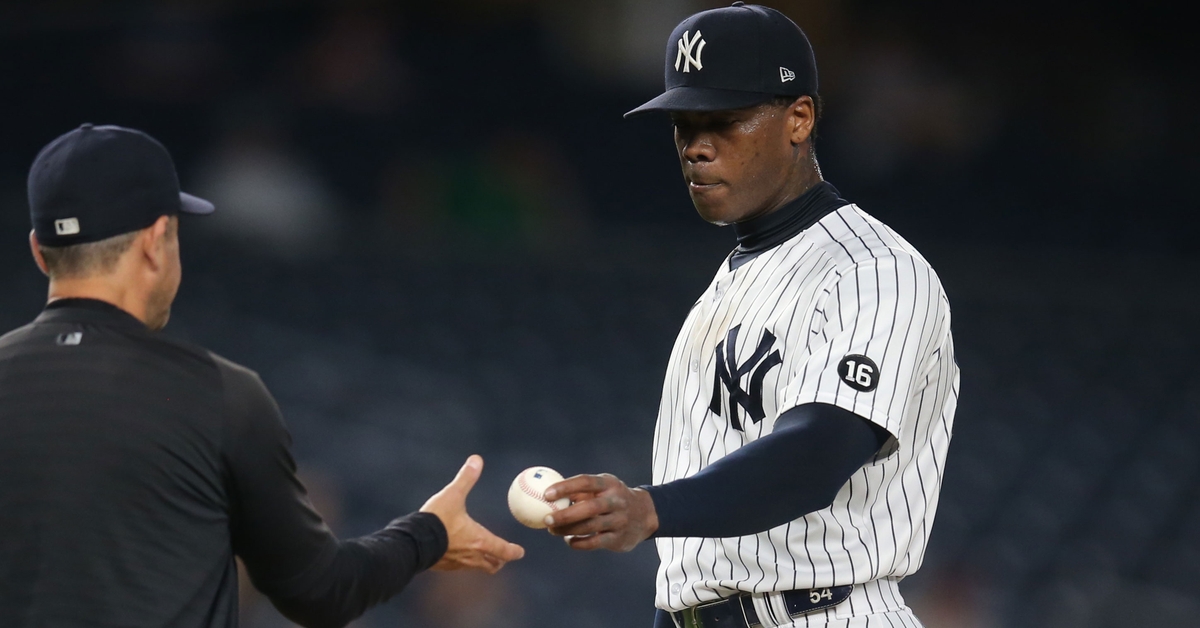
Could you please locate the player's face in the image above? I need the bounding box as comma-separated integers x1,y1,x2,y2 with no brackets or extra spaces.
672,103,803,225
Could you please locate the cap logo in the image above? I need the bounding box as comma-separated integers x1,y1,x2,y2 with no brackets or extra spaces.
780,67,795,83
675,30,706,73
54,218,81,236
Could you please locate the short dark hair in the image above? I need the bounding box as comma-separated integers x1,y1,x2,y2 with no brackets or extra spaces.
773,92,822,123
772,93,823,147
39,231,139,279
772,93,822,119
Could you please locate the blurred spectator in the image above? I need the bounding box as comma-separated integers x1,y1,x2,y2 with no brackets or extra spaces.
542,0,700,87
290,5,416,209
296,6,412,115
99,5,228,105
193,106,341,260
831,35,999,180
377,128,589,251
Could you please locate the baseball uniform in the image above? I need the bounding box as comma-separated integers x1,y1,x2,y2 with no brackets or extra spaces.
651,191,957,626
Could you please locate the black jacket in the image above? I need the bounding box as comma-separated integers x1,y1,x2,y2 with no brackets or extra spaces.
0,299,446,628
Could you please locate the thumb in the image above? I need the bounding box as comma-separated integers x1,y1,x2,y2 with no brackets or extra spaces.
446,454,483,498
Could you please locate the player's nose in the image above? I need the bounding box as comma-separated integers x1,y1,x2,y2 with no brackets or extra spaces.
680,135,716,163
675,125,716,164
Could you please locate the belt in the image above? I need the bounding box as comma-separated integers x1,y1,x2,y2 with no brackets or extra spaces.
670,585,853,628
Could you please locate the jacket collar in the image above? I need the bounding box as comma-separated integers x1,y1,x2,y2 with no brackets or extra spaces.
37,298,147,330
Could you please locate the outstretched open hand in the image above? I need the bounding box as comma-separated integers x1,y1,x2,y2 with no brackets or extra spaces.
420,455,526,574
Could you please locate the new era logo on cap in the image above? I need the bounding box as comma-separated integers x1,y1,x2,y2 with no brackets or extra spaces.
780,67,795,83
54,218,80,236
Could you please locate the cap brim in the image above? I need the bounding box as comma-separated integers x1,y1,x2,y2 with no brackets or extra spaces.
624,86,775,118
179,192,215,215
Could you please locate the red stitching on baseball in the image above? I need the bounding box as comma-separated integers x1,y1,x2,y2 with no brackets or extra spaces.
518,471,563,511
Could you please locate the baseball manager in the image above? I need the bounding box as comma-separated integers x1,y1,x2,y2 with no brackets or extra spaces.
543,4,959,628
0,124,524,628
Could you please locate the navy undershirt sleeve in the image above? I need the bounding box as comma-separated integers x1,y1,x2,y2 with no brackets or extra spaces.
643,403,889,539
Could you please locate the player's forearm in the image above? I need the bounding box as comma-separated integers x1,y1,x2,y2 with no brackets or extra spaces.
644,403,887,538
266,512,447,628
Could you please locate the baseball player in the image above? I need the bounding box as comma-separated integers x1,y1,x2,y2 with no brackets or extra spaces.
543,4,959,627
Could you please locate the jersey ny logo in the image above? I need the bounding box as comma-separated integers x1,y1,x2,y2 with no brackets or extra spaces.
709,325,783,431
838,354,880,392
675,30,706,73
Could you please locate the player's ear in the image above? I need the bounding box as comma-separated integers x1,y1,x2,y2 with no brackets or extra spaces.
29,230,49,277
787,95,815,146
139,216,173,272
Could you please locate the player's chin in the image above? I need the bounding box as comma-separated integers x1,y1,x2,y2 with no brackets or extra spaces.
692,198,743,226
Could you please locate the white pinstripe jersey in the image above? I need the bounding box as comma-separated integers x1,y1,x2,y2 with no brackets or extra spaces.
651,203,959,616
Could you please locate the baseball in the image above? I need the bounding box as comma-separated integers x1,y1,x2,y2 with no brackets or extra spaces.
508,466,570,529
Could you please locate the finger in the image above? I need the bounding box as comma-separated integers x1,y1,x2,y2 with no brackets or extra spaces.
544,474,611,501
543,495,614,530
566,531,615,551
466,554,504,573
500,542,525,561
445,454,484,498
549,512,619,538
485,540,525,563
473,525,526,562
464,552,509,574
438,555,494,573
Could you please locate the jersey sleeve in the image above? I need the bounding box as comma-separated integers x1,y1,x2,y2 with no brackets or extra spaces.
780,252,947,447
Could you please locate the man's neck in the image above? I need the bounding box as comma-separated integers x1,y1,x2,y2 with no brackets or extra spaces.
47,279,149,326
728,180,847,271
744,170,825,224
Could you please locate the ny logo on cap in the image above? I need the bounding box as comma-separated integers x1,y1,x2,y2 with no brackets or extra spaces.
675,30,706,73
54,218,80,236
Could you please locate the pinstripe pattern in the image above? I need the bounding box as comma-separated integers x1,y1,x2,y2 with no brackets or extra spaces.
652,205,959,624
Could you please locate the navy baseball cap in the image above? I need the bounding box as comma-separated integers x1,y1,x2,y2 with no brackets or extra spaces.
625,2,818,117
28,123,214,247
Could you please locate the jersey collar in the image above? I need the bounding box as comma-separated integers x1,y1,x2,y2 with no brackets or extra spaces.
729,181,847,271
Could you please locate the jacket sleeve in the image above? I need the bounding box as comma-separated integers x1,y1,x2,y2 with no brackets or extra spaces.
217,357,447,628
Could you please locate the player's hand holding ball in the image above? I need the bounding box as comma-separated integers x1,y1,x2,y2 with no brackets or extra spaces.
508,466,571,528
541,473,659,552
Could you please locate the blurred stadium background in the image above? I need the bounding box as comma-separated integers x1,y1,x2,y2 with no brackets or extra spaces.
1,1,1196,627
